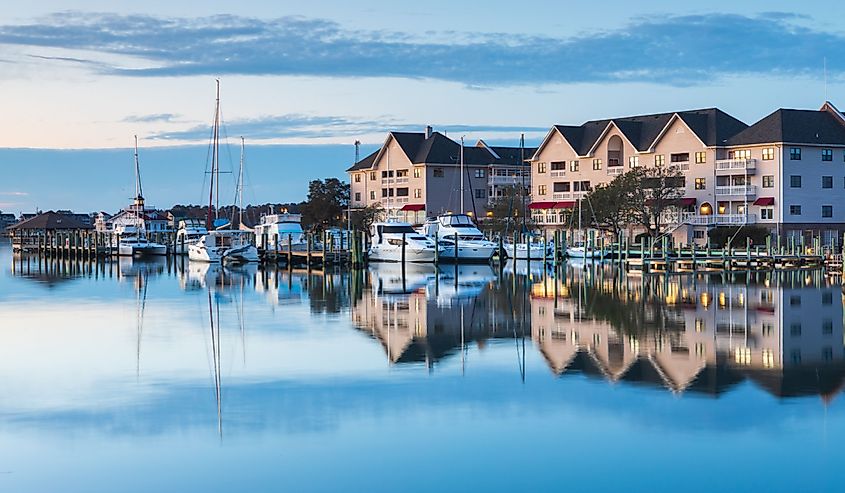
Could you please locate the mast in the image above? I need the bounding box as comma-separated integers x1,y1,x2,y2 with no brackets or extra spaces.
133,135,143,231
520,133,526,236
460,136,465,213
238,136,245,228
207,79,221,230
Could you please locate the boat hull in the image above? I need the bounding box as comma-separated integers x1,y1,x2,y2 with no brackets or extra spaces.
118,243,167,257
437,243,496,262
566,247,606,259
369,246,437,263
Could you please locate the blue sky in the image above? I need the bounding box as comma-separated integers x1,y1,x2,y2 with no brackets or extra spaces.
1,1,844,212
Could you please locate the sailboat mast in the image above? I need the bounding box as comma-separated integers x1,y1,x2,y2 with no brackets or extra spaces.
206,80,220,230
460,136,465,213
239,137,245,228
520,133,526,235
214,80,221,222
133,135,143,230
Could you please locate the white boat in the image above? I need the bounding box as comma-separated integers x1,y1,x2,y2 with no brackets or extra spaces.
189,230,259,263
254,211,307,251
115,224,167,257
174,219,208,255
419,214,497,262
503,239,550,260
368,221,438,263
566,244,607,259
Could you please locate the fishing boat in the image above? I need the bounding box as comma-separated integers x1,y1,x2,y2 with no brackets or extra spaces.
419,214,497,262
254,210,307,251
368,220,438,262
115,137,167,257
188,82,259,264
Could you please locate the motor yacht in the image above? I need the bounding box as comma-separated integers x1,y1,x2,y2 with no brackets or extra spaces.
368,221,437,262
419,214,497,262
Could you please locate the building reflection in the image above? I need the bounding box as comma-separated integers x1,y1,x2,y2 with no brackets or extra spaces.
352,262,845,400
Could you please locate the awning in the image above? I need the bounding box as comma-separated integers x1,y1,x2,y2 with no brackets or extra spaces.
753,197,775,206
528,201,557,210
400,204,425,211
554,201,576,209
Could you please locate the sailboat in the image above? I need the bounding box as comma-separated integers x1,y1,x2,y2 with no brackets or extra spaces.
189,81,259,264
503,133,550,260
565,191,606,259
116,136,167,256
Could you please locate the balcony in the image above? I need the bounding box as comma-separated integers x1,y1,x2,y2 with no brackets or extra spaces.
532,214,566,225
715,158,757,174
669,161,690,171
488,175,528,186
381,177,409,185
681,212,757,226
552,191,586,200
716,185,757,197
607,166,624,176
550,170,567,178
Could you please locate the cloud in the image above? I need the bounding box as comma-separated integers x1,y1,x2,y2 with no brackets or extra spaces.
147,113,547,141
0,191,29,196
0,11,842,86
122,113,180,123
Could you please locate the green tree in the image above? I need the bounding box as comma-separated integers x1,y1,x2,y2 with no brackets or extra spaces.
302,178,349,231
349,203,384,232
627,166,686,239
585,171,640,241
483,184,532,234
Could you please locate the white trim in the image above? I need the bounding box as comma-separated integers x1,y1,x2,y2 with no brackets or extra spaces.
584,120,638,157
646,113,706,153
530,126,580,161
475,139,501,160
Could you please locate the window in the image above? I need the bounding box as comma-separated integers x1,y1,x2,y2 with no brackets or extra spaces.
538,185,547,196
354,192,361,201
395,169,408,177
790,205,801,215
671,153,689,163
693,230,705,239
790,175,801,188
823,292,833,305
729,149,751,159
629,156,640,168
823,205,833,218
573,181,591,192
474,189,486,199
695,151,706,164
790,147,801,160
762,323,774,337
654,154,665,166
354,174,361,183
761,208,773,220
694,177,706,190
413,168,421,178
823,319,834,335
762,175,774,188
762,147,775,160
413,188,422,198
381,188,394,197
538,162,547,173
823,347,834,362
592,159,602,170
369,191,376,200
474,169,485,178
396,187,409,197
551,161,566,171
791,350,802,364
569,160,579,172
790,295,801,306
370,172,377,181
823,176,833,188
433,168,444,177
553,182,570,192
790,323,802,336
381,170,393,178
822,148,833,161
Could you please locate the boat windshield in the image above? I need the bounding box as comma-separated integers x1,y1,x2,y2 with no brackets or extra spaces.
380,225,416,234
440,215,475,227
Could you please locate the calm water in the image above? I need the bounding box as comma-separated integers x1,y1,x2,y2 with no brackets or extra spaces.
1,239,844,492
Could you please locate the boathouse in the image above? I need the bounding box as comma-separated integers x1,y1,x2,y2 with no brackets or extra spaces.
8,211,94,253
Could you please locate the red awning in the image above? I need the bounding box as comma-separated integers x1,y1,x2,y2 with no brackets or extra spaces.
554,201,576,209
528,201,557,210
400,204,425,211
753,197,775,206
678,197,696,206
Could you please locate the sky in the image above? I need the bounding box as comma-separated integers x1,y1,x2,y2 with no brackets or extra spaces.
2,0,845,213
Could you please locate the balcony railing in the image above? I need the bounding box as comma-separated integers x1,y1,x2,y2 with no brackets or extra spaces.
607,166,624,176
715,158,757,173
551,191,586,200
532,214,566,225
681,212,757,226
550,170,566,178
669,161,690,171
715,185,757,197
488,175,528,185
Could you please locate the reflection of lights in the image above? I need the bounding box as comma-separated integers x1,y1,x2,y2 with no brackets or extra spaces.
700,292,711,307
718,292,727,308
735,347,751,366
762,349,774,368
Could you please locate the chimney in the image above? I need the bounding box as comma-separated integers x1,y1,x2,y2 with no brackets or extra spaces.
425,125,433,139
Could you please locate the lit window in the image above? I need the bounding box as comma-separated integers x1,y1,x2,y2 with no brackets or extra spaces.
695,318,705,332
592,159,602,170
413,168,421,178
629,156,639,168
762,147,775,160
762,175,774,188
729,149,751,159
654,154,665,166
538,185,547,195
538,162,547,173
413,189,421,198
822,148,833,161
694,151,706,164
695,177,706,190
762,349,774,368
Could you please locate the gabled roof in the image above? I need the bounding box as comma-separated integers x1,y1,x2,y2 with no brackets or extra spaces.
539,108,748,158
727,104,845,146
7,211,93,230
346,150,378,172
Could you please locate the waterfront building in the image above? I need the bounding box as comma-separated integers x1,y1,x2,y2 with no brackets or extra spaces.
348,127,534,224
6,211,93,251
530,102,845,244
0,211,16,233
96,198,169,234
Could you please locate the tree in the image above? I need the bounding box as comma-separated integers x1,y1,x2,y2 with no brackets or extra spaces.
301,178,349,231
585,171,640,241
349,203,384,232
483,185,532,234
627,166,686,239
